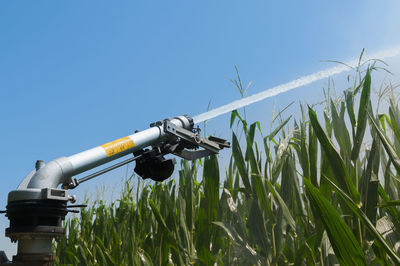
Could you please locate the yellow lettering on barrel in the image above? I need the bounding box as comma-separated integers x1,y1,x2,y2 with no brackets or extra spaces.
101,136,135,157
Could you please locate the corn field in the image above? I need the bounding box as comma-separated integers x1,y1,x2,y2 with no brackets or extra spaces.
55,66,400,265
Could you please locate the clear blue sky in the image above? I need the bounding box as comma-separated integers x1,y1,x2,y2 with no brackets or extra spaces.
1,1,400,255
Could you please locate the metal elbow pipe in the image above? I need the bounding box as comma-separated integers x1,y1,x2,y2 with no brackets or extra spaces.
24,157,74,189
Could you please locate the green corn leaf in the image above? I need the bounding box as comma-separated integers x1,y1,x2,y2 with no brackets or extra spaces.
230,109,245,128
388,102,400,143
323,111,332,138
294,235,317,265
245,123,260,170
253,173,274,219
197,155,220,264
94,243,107,265
138,249,154,266
303,178,366,265
78,244,88,263
383,160,398,203
232,132,251,193
365,173,379,229
345,89,356,128
271,136,290,183
300,121,310,179
266,180,296,230
293,121,309,182
148,198,169,233
221,188,247,239
263,136,273,164
379,114,389,133
203,154,220,234
268,115,292,140
230,110,238,128
378,200,400,208
377,183,400,233
283,155,305,218
247,198,269,252
359,137,379,227
330,100,352,158
339,101,346,120
205,155,220,249
369,113,400,174
351,69,371,160
308,106,360,202
213,221,261,265
323,176,400,264
248,122,257,145
309,123,318,186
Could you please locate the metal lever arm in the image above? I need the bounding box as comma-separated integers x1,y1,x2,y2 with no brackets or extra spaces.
164,120,218,153
163,120,230,160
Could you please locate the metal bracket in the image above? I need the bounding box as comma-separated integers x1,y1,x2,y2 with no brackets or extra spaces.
172,149,214,160
163,120,230,160
41,188,68,201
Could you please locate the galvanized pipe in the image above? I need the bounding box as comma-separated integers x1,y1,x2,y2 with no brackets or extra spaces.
68,116,190,176
68,126,163,176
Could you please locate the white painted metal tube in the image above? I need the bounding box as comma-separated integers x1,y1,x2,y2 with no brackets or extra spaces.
18,116,192,189
67,117,190,176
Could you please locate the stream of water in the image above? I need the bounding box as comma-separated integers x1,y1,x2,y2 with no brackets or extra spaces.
192,46,400,124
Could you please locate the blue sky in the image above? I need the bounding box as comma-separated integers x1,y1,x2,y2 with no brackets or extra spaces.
1,1,400,256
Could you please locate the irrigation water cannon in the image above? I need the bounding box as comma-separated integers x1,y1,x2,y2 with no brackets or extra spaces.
0,115,230,265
